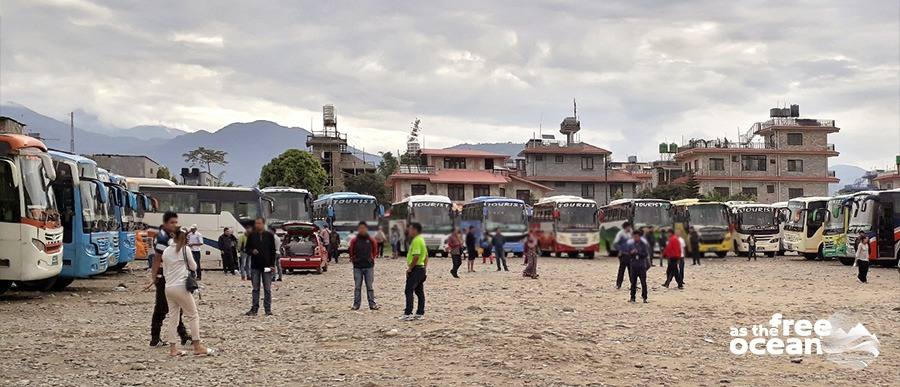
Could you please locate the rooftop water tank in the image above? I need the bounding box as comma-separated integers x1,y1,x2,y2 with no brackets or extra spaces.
659,143,668,153
323,104,336,127
668,143,678,153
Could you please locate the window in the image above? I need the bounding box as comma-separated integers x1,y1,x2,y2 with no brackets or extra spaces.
581,183,595,198
555,155,565,163
516,190,531,203
0,161,20,223
787,159,804,172
693,160,699,171
234,201,258,219
741,155,767,171
448,184,465,201
554,181,566,187
788,188,804,199
581,156,594,170
411,184,427,196
787,133,803,146
610,183,624,196
535,155,544,162
473,185,491,197
714,187,730,197
484,159,494,170
443,157,466,169
199,201,218,214
709,158,725,171
741,187,758,197
499,188,505,197
767,185,775,194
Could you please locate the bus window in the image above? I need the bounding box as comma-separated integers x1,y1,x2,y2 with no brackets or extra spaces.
221,201,235,215
199,201,218,214
235,202,258,219
0,161,19,223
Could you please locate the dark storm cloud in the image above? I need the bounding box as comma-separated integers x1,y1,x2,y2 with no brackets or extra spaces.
1,0,897,166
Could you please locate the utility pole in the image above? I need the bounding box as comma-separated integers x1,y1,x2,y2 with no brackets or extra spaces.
69,112,75,152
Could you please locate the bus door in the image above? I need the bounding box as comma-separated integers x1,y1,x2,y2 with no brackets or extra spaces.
876,199,895,258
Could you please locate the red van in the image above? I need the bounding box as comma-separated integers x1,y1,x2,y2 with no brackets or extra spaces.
280,222,328,274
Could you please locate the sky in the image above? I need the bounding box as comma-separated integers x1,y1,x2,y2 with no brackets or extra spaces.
1,0,898,168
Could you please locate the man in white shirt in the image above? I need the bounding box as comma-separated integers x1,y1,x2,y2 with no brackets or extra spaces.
187,225,204,280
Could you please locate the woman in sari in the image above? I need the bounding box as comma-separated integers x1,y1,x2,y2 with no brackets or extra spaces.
523,226,539,279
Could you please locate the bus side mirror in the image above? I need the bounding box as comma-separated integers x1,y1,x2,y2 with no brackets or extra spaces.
95,181,109,204
2,160,20,188
40,154,56,182
378,205,385,218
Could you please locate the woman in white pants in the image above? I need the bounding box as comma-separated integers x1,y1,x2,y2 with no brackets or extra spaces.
163,228,214,356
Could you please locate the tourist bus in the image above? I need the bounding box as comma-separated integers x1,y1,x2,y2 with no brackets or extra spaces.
822,194,857,264
135,184,274,260
772,201,789,255
845,189,900,266
0,134,63,294
599,199,672,256
312,192,383,254
48,150,112,290
99,170,137,270
531,195,600,258
672,199,733,257
782,196,830,260
97,169,123,269
261,187,313,227
460,196,528,257
388,195,454,256
729,203,783,257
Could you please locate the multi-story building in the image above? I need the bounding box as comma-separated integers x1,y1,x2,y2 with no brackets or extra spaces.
608,156,654,192
87,153,163,178
673,105,839,203
873,157,900,189
306,105,376,192
386,148,552,204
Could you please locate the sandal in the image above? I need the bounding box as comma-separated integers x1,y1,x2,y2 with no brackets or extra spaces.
169,350,188,357
195,348,217,357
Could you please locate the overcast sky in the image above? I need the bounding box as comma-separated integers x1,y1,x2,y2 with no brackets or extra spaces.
1,0,898,168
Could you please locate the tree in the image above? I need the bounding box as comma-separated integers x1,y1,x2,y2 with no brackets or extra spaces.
345,172,390,205
183,147,228,174
258,149,328,195
400,118,424,165
156,166,171,180
682,171,700,198
378,151,399,178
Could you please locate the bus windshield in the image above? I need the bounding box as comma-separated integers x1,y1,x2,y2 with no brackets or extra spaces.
557,204,597,231
633,202,672,227
823,199,846,234
268,191,311,223
485,203,526,232
689,204,729,229
411,202,453,234
736,208,776,231
79,180,100,233
848,198,875,232
333,198,378,224
20,155,57,222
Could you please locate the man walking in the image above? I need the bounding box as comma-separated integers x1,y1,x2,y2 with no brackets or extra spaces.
238,223,252,280
320,226,331,262
447,227,463,278
272,227,284,281
465,226,477,273
349,222,379,310
374,228,386,258
187,225,204,280
626,230,651,303
614,222,633,289
747,234,757,261
218,228,238,275
662,229,684,289
244,217,277,316
492,228,508,271
329,227,341,264
400,222,428,321
645,226,657,267
146,211,190,347
689,227,701,265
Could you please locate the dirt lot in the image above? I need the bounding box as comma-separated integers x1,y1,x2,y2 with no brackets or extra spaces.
1,254,898,386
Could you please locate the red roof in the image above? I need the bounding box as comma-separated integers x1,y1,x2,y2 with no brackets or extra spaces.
873,172,900,181
520,143,610,155
527,170,642,183
508,174,555,191
421,148,509,158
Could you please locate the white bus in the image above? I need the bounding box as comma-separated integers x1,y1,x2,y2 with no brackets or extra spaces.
729,203,783,257
772,201,788,254
388,195,454,256
261,187,313,227
782,196,830,260
312,192,383,253
599,199,672,256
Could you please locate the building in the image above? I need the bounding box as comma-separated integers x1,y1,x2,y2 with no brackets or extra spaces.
87,153,163,178
673,105,839,203
0,116,25,134
180,167,220,186
872,157,900,189
386,148,553,204
608,156,654,192
516,116,642,205
306,105,377,192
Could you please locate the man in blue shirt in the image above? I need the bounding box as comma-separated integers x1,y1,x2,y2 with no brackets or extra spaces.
614,222,633,289
626,230,651,303
491,228,508,272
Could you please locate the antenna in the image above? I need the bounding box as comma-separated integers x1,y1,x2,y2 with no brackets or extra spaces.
573,98,577,120
538,112,543,138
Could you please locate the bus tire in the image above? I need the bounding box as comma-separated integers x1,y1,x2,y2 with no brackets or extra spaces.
585,252,595,259
50,277,75,291
0,280,13,295
715,251,728,258
541,249,551,257
16,276,58,292
838,257,854,266
765,252,776,258
111,262,128,272
803,253,817,260
878,259,899,268
514,252,524,258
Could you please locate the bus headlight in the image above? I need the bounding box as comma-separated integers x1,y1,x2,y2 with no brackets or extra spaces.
32,238,46,252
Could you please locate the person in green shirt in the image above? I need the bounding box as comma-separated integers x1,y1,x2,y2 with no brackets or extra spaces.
401,222,428,320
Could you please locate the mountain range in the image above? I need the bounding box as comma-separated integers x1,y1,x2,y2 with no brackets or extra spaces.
0,102,379,185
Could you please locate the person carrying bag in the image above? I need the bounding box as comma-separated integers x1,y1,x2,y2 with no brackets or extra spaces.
162,228,214,357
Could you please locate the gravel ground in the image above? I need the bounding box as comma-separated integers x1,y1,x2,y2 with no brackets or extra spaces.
1,254,898,386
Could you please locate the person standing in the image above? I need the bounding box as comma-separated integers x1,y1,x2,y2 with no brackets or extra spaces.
465,226,477,273
747,234,757,261
274,228,285,281
491,228,508,272
218,228,238,275
161,227,214,356
689,227,701,265
389,226,401,259
146,211,190,347
481,231,493,265
244,218,277,316
237,224,252,280
657,230,668,266
522,226,539,279
329,227,341,264
447,227,463,278
400,222,428,321
348,222,379,310
855,233,870,283
374,228,386,258
626,230,651,303
614,222,633,289
320,226,331,261
662,230,684,289
187,225,204,281
645,226,657,267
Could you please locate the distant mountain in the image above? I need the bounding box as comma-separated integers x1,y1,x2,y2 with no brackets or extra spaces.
446,142,526,158
829,164,867,195
1,102,380,186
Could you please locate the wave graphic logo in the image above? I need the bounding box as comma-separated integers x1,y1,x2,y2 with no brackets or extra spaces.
821,313,880,369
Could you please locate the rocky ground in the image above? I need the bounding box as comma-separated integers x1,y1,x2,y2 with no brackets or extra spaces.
1,254,898,387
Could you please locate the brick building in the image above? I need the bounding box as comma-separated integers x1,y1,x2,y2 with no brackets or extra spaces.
674,105,839,203
873,158,900,189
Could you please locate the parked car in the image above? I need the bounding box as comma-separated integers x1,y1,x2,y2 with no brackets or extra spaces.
280,222,328,274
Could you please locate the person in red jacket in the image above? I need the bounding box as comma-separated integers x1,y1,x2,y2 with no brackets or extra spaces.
662,229,684,289
348,222,380,310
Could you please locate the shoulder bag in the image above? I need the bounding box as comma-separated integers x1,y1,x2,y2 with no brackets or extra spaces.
182,247,200,293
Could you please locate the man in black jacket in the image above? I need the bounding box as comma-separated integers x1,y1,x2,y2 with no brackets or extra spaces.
244,217,277,316
218,227,238,274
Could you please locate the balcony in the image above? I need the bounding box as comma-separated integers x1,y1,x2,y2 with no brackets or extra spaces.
397,165,435,174
752,118,836,134
678,139,770,151
828,170,837,177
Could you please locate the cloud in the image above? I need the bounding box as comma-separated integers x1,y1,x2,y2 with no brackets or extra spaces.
0,0,897,168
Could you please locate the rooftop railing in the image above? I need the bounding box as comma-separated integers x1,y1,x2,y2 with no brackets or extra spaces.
752,118,836,133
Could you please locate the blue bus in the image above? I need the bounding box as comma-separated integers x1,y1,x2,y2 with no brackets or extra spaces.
461,196,528,257
99,170,137,271
312,192,383,253
49,151,112,289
